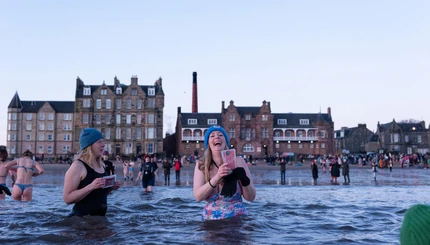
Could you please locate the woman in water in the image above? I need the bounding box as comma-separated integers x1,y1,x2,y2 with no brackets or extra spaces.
0,146,14,199
5,149,44,201
193,126,256,221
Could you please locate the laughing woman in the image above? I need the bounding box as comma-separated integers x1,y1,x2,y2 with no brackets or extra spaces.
193,126,256,221
5,149,44,201
63,128,121,217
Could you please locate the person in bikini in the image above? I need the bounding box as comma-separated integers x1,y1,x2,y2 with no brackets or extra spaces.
0,146,14,199
63,128,121,217
5,149,44,201
193,126,256,221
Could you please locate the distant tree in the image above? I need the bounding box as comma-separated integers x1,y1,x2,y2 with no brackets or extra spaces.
399,119,421,123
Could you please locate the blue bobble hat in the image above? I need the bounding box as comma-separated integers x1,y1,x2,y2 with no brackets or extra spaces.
79,128,104,151
400,204,430,245
204,125,230,149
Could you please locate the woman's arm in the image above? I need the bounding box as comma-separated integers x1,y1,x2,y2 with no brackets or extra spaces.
193,162,229,202
4,159,17,171
236,157,256,202
33,161,44,176
63,161,105,205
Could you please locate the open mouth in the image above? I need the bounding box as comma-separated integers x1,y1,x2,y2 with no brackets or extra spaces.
214,142,222,146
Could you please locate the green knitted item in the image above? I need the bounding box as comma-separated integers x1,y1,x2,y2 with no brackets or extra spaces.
400,204,430,245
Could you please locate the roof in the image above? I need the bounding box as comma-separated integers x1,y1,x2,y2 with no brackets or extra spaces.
236,107,261,117
273,113,332,128
8,92,22,108
180,113,223,128
76,84,162,98
20,101,74,113
379,121,426,132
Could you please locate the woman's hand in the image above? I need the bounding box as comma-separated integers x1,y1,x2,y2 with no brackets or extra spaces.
112,181,121,190
91,177,105,190
213,163,231,184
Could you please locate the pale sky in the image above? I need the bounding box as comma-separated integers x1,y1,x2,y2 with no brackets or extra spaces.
1,1,429,146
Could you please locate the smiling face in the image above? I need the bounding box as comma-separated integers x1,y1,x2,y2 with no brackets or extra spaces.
208,130,226,151
91,139,105,158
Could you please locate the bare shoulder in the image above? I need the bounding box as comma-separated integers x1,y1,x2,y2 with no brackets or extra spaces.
235,157,248,168
67,160,86,176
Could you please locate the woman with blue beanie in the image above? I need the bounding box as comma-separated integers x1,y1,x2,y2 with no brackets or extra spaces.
63,128,121,216
193,125,256,220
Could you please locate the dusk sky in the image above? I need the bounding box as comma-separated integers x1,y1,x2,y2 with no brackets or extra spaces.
1,1,429,146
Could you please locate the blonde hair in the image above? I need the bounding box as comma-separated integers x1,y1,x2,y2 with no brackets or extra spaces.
198,145,228,183
74,146,104,169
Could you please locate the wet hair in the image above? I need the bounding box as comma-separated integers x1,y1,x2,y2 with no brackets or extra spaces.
22,149,33,157
0,148,8,161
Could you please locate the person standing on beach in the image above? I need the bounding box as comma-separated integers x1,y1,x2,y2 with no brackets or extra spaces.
122,160,129,181
0,146,14,199
280,158,286,183
162,158,172,185
371,160,378,181
329,156,340,184
138,154,158,193
128,159,135,181
311,159,318,185
63,128,121,216
341,157,350,184
103,155,115,176
5,149,44,201
174,157,182,182
193,126,256,221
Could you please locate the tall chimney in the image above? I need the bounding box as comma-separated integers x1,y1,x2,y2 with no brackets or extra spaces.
192,72,198,113
327,107,331,117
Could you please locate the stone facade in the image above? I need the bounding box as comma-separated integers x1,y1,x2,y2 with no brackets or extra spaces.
175,100,335,158
334,124,374,154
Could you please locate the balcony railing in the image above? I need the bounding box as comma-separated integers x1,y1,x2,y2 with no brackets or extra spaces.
273,136,319,141
182,136,204,141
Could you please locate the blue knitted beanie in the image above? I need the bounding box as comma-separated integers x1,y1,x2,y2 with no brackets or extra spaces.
204,126,230,149
80,128,104,151
400,204,430,245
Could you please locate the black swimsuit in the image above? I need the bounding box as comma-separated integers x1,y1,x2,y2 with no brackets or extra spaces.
70,160,108,217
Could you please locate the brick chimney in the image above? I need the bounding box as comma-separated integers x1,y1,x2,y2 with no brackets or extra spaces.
327,107,331,117
131,75,138,85
192,72,198,113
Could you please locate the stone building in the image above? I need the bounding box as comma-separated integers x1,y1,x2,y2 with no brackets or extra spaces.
174,72,335,158
376,119,429,154
6,75,164,159
334,124,374,154
6,92,74,158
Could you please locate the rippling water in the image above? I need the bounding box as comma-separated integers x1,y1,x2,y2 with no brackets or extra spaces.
0,166,429,244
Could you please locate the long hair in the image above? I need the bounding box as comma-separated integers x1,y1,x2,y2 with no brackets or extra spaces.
0,149,8,162
198,145,229,183
74,146,104,169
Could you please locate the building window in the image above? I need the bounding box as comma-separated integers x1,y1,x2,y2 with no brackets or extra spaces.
101,88,107,95
262,115,268,121
39,113,45,120
96,115,101,124
47,123,53,130
147,143,154,154
309,131,314,137
287,143,291,149
26,114,32,120
11,113,17,120
39,134,44,141
137,114,142,124
126,128,131,139
148,87,155,96
47,134,53,141
229,128,235,139
418,135,422,143
96,99,101,109
321,143,325,148
391,134,399,143
105,114,111,124
126,99,132,109
116,87,122,95
11,123,17,130
319,131,326,138
38,145,44,153
300,119,310,125
63,114,72,120
106,99,111,109
246,128,251,140
147,114,156,124
298,131,303,138
188,119,197,125
10,134,16,141
105,128,111,139
26,134,31,141
261,128,269,138
310,143,314,149
405,135,409,143
147,99,155,108
299,143,303,149
116,128,121,139
146,128,156,139
10,145,16,154
245,114,251,120
278,119,287,125
26,123,32,131
116,99,122,109
63,145,70,154
47,146,53,154
137,99,142,109
243,144,254,152
83,87,91,95
39,124,45,130
126,115,131,124
47,113,54,120
229,114,235,121
116,114,121,124
63,124,71,131
136,128,142,140
82,114,89,124
125,143,133,154
83,99,91,108
131,88,138,96
64,134,71,141
274,131,281,137
207,119,217,125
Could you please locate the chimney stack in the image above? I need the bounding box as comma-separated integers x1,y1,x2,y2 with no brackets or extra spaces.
192,72,198,113
327,107,331,117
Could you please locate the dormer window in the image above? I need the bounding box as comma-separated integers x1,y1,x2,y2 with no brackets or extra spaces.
207,119,217,125
83,87,91,96
299,119,310,125
101,89,107,95
116,87,122,95
278,119,287,125
188,119,197,125
245,114,251,120
148,87,155,96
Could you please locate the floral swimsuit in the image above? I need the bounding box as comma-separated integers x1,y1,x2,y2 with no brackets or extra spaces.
202,184,248,221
